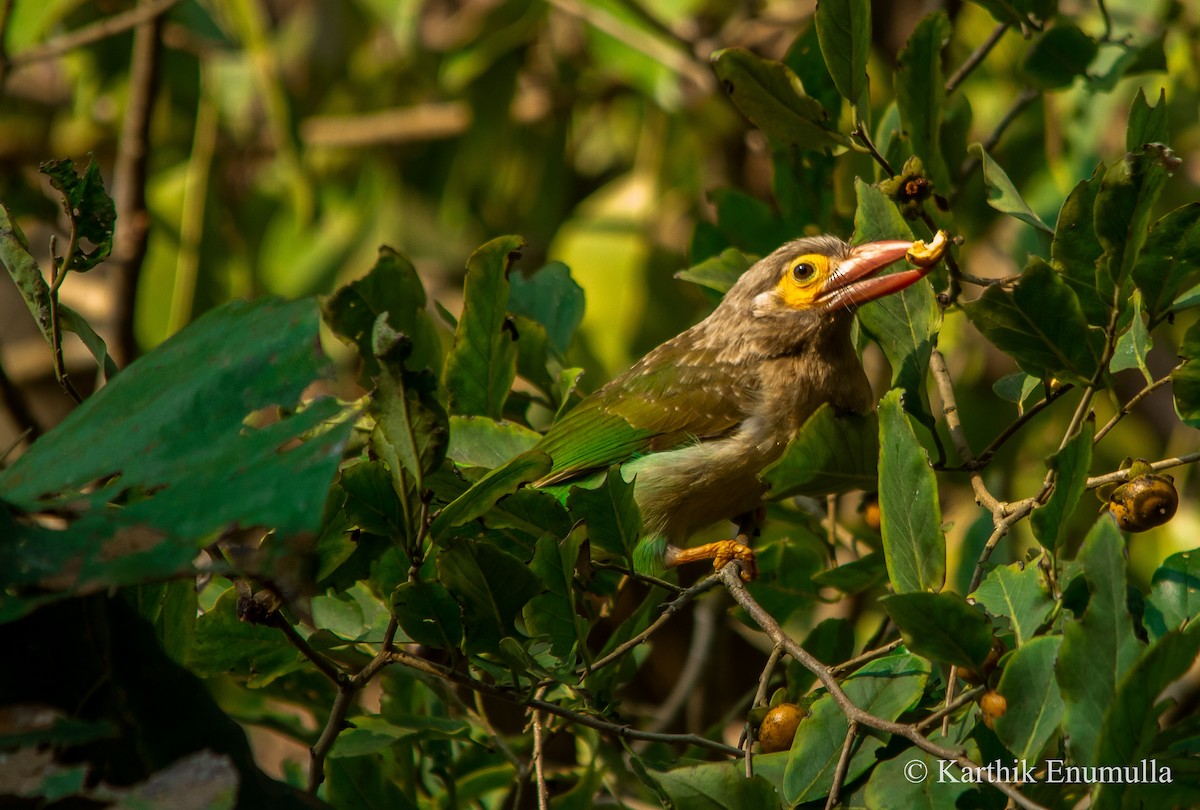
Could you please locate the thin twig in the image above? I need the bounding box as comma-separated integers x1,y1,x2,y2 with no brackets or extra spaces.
966,500,1036,594
958,89,1040,182
718,564,1049,810
111,0,165,365
915,685,986,732
386,648,743,756
744,645,784,777
1093,370,1178,443
590,561,686,594
532,685,551,810
580,572,721,678
272,614,347,686
929,346,1003,514
825,722,859,810
1086,451,1200,490
828,640,904,677
309,687,354,792
5,0,180,68
641,592,719,738
945,23,1010,94
976,384,1073,465
851,121,897,177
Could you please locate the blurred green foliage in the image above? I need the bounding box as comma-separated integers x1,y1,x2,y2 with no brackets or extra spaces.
3,0,1200,808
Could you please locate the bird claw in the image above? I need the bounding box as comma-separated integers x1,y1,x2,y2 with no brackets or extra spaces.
712,541,758,581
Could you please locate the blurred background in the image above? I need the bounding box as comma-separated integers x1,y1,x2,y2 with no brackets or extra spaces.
1,0,1199,727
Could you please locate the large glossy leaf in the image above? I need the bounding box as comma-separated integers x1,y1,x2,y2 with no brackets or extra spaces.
895,13,952,189
971,560,1055,647
710,48,849,152
445,416,541,470
1029,420,1093,551
1055,519,1144,765
815,0,870,105
994,635,1064,761
760,404,879,499
877,390,945,593
881,592,994,669
656,763,780,809
783,653,930,803
443,235,524,419
963,259,1104,386
0,299,352,622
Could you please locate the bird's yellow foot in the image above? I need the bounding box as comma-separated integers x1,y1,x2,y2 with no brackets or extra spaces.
668,540,758,580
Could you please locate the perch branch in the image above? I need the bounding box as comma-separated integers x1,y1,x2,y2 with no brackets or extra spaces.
4,0,179,68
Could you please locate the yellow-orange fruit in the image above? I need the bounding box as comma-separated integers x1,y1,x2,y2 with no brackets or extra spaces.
758,703,806,753
979,691,1007,729
1108,473,1178,532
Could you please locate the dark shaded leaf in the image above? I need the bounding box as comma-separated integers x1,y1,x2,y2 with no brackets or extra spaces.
964,259,1104,385
428,451,551,541
1051,165,1109,326
446,416,541,470
881,591,994,668
812,551,886,595
972,560,1055,647
1132,203,1200,325
508,261,585,356
1126,87,1169,151
815,0,871,105
566,466,641,564
39,156,115,272
1095,144,1178,293
675,248,756,295
711,48,849,151
391,580,463,649
656,763,780,809
895,13,952,189
1021,23,1097,89
438,538,539,655
523,525,589,662
189,589,302,686
1143,549,1200,640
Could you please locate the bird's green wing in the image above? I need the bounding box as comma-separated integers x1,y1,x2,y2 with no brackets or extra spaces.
534,340,757,486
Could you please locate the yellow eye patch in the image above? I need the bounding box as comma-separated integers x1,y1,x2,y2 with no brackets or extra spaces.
777,254,829,309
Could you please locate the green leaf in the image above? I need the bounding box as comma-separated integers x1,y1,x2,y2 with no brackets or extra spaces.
971,144,1053,233
656,763,780,809
880,592,994,669
783,653,930,803
991,372,1041,410
1173,322,1200,428
0,202,54,343
340,460,406,538
523,525,589,661
863,732,981,810
1127,88,1169,152
325,756,419,810
971,560,1055,647
0,299,352,620
761,404,879,499
1055,519,1144,765
446,416,541,470
428,450,552,541
58,305,118,381
1095,144,1178,292
811,551,886,595
674,248,756,295
437,538,539,655
1096,622,1200,804
1021,23,1097,89
710,48,849,151
1051,165,1109,326
443,235,524,419
851,179,912,243
877,390,945,593
1131,203,1200,326
814,0,871,105
188,588,302,686
963,258,1104,385
566,466,642,564
895,13,952,190
993,635,1065,760
391,580,463,649
321,246,439,383
1143,550,1200,640
507,261,585,356
39,156,115,272
1029,420,1094,550
1110,292,1154,381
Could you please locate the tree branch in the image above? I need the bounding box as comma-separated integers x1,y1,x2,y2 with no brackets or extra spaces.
945,23,1010,94
5,0,180,68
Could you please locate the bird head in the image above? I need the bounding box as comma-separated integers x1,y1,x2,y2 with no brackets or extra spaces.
716,235,937,354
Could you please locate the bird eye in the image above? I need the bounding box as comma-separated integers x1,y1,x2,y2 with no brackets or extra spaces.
791,261,817,282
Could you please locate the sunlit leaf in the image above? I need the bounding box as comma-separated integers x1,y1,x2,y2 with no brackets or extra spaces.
994,636,1065,760
972,144,1053,233
815,0,871,106
896,13,952,189
972,560,1055,647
